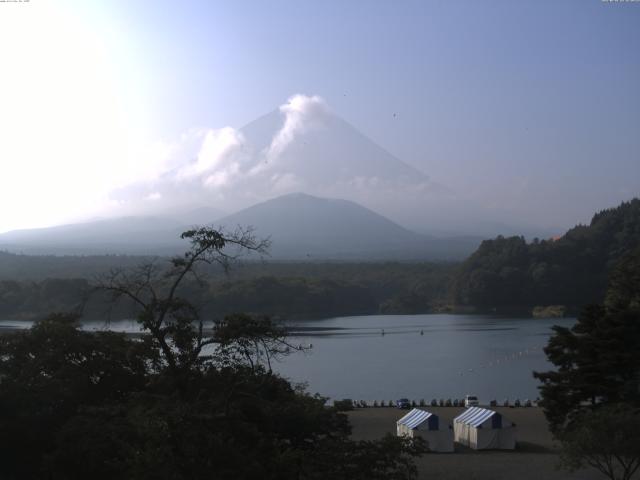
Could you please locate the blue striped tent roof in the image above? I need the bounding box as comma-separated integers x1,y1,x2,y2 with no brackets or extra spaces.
397,408,434,429
454,407,496,427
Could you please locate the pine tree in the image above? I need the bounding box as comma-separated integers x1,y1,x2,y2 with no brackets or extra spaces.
534,248,640,434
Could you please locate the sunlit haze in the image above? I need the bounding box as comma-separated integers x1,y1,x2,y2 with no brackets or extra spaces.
1,0,639,235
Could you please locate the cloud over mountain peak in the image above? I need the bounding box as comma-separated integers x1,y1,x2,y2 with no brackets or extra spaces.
109,93,446,226
265,94,330,163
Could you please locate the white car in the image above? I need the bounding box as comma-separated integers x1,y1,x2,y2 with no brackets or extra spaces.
464,395,479,407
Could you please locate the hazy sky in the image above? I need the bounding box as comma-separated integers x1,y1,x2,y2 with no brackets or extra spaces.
0,0,638,233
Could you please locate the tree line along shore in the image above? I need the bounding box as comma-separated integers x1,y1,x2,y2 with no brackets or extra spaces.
1,199,639,322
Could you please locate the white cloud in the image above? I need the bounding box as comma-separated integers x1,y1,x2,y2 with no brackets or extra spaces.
264,94,330,162
177,127,246,180
204,162,241,188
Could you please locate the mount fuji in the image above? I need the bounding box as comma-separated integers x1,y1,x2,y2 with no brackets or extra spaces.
109,94,452,229
0,95,493,258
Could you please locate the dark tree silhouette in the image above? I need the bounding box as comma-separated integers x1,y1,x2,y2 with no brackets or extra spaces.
0,227,427,480
559,404,640,480
534,248,640,434
96,226,270,371
534,247,640,480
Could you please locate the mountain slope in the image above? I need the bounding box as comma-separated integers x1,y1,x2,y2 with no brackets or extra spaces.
0,193,481,259
217,193,478,260
0,216,188,255
239,108,433,191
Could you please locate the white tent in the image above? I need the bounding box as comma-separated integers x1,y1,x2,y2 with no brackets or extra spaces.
453,407,516,450
396,408,454,452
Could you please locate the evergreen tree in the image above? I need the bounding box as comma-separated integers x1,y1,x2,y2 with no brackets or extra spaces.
534,247,640,434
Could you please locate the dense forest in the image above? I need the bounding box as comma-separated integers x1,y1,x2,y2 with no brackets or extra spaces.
1,199,639,320
0,261,454,321
450,199,640,312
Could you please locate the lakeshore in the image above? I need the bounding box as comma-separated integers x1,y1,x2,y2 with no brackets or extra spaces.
348,406,601,480
0,315,621,479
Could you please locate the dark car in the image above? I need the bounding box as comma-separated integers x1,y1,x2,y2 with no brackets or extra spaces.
396,398,411,409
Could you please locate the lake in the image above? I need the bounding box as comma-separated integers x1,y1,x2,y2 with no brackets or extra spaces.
277,314,574,404
0,314,573,404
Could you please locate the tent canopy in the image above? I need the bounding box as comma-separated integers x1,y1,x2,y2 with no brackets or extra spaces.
454,407,507,428
397,408,454,452
453,407,516,450
397,408,439,431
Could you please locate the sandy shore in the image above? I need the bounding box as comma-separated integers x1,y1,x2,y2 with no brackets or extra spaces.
348,407,602,480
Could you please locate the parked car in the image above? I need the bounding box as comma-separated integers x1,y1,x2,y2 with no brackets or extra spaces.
396,398,411,409
464,395,479,407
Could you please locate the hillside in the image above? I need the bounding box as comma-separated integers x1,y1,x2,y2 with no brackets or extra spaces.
216,193,480,260
450,198,640,311
0,193,480,260
0,216,190,255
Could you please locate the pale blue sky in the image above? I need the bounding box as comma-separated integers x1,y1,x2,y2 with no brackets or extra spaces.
79,0,640,224
0,0,638,232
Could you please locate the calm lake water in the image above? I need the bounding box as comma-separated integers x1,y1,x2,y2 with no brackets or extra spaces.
0,314,573,404
277,314,574,404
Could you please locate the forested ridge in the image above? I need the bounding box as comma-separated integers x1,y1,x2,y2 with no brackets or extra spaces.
450,199,640,311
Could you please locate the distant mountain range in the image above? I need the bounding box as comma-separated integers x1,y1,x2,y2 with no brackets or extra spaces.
0,193,482,260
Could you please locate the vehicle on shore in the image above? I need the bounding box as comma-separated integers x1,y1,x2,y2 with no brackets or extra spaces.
464,395,479,407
